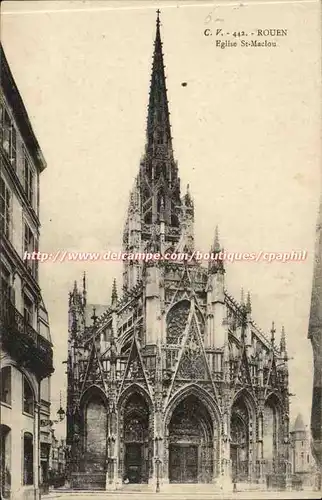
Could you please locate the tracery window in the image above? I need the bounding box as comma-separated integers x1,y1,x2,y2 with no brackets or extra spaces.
124,417,144,442
166,300,190,344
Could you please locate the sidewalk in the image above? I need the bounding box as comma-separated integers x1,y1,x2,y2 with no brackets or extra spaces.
43,488,321,499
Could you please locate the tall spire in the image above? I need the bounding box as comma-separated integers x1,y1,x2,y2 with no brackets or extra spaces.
146,10,173,156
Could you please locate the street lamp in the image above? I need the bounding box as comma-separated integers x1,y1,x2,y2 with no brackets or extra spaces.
155,436,162,493
57,406,65,422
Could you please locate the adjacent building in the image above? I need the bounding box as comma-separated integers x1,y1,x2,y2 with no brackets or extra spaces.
308,192,322,481
0,45,54,500
290,413,319,489
49,431,66,477
66,13,290,492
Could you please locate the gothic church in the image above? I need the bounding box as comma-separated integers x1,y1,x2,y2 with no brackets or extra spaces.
66,12,290,491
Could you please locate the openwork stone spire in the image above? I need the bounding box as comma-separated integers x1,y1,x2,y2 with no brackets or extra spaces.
138,10,182,228
146,10,173,156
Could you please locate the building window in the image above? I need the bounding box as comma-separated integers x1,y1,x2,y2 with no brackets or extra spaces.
23,294,34,328
1,266,11,301
2,109,11,155
24,224,37,277
1,108,17,169
10,126,17,169
0,177,11,239
23,432,33,485
23,376,34,415
0,367,11,405
307,454,309,463
23,152,34,205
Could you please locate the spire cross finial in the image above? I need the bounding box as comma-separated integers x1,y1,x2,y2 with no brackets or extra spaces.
156,9,161,26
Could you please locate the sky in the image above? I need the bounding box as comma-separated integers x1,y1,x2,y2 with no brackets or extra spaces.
1,0,321,437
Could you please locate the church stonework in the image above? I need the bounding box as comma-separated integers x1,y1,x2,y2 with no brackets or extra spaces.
66,13,290,491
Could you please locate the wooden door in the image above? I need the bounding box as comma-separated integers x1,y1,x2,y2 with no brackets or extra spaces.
169,444,198,483
125,443,143,483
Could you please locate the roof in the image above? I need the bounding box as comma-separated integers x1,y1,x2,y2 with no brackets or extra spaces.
292,413,306,432
0,44,47,172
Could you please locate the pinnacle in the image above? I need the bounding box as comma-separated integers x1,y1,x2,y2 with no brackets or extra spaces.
213,225,220,252
270,321,276,346
246,291,251,314
280,325,287,353
111,278,118,306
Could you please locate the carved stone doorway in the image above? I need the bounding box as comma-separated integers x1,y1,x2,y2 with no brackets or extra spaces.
168,394,213,483
122,393,150,484
230,400,249,482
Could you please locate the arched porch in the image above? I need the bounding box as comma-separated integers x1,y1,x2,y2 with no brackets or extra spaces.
230,390,257,482
164,387,221,484
80,386,109,474
118,387,153,485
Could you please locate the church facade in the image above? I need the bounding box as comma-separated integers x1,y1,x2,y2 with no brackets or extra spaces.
66,13,290,491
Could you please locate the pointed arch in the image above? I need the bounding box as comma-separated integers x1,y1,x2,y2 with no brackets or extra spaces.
118,384,153,484
164,383,221,431
262,392,283,468
80,385,109,474
230,388,257,482
164,384,220,483
117,383,153,413
264,391,283,409
80,384,109,410
232,387,258,420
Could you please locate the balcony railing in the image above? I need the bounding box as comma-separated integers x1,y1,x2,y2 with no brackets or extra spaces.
0,296,54,378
